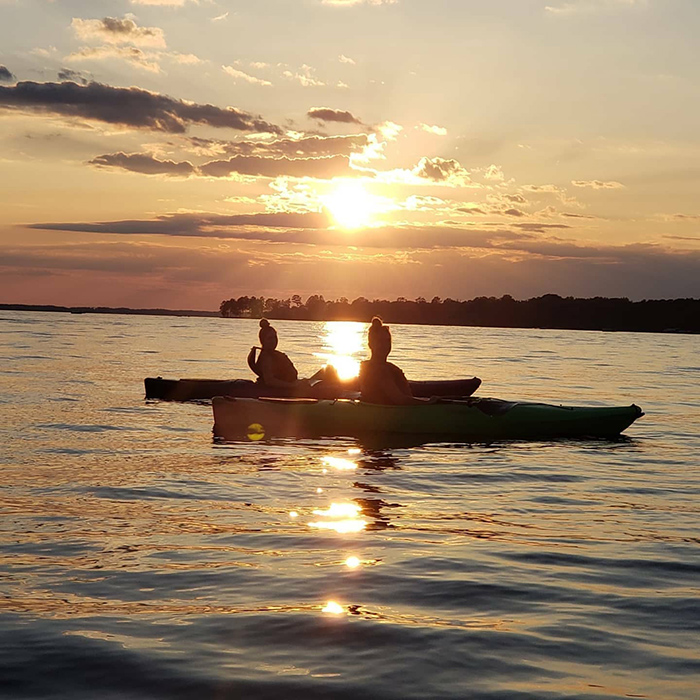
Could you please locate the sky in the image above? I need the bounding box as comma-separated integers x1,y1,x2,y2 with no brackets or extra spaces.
1,0,699,309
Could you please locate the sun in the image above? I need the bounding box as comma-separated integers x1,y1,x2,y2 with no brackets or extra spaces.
323,181,381,229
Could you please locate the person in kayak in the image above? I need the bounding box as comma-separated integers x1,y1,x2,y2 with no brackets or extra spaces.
247,319,305,389
359,317,433,405
247,319,342,392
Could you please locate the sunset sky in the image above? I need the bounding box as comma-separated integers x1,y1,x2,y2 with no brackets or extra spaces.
1,0,699,309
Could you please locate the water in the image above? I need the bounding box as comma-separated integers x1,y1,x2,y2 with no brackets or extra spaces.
1,311,698,700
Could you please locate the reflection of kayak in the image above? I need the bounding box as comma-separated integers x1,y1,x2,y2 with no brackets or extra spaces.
144,376,482,402
212,396,643,442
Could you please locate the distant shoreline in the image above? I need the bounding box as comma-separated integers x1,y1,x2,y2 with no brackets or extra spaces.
0,304,219,318
1,300,698,334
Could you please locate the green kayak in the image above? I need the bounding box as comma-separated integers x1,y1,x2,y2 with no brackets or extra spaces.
212,396,643,442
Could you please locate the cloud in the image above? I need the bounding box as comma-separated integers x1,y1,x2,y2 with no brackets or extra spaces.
0,80,281,134
29,214,533,250
222,65,272,87
199,154,360,179
283,65,325,87
669,213,700,221
512,222,572,233
523,184,563,193
375,121,402,140
339,55,356,65
57,68,89,84
71,17,166,48
419,123,447,136
4,237,699,305
571,179,625,189
483,164,505,181
307,106,362,125
18,212,700,301
412,156,470,184
67,45,163,73
0,66,15,82
29,211,333,237
186,133,370,159
90,152,196,177
503,194,528,204
88,150,363,180
168,52,204,65
211,11,229,22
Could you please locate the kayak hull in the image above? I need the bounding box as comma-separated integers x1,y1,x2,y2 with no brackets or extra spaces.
212,396,643,442
145,376,482,401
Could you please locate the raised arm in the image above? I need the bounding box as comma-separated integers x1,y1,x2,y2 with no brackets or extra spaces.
247,346,260,377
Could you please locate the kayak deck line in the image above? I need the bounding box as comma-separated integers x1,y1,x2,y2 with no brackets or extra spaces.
211,396,644,443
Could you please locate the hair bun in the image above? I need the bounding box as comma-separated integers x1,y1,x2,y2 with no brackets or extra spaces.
259,318,270,329
370,316,383,329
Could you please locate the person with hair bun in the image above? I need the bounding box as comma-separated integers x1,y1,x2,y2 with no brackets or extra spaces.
359,317,432,405
247,319,303,390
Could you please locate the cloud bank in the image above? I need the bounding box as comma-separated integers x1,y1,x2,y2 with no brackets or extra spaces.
0,81,281,134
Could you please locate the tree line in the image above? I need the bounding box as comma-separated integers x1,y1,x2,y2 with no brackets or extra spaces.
219,294,699,333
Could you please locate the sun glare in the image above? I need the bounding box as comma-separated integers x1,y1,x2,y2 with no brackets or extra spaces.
323,181,381,229
314,321,364,380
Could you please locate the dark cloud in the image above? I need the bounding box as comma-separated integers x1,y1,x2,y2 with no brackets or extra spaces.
28,214,542,250
199,154,359,179
456,206,488,215
88,148,365,179
671,213,700,221
513,222,572,233
187,133,369,158
307,107,362,124
57,68,89,85
90,152,196,177
0,66,15,82
561,212,597,219
456,205,527,218
0,80,281,134
29,211,333,237
663,235,699,242
503,193,527,204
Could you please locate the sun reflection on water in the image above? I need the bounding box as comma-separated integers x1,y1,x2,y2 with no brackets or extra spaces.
308,502,367,533
322,456,357,471
315,321,365,380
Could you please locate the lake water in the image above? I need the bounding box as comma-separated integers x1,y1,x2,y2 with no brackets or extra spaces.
1,311,698,700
